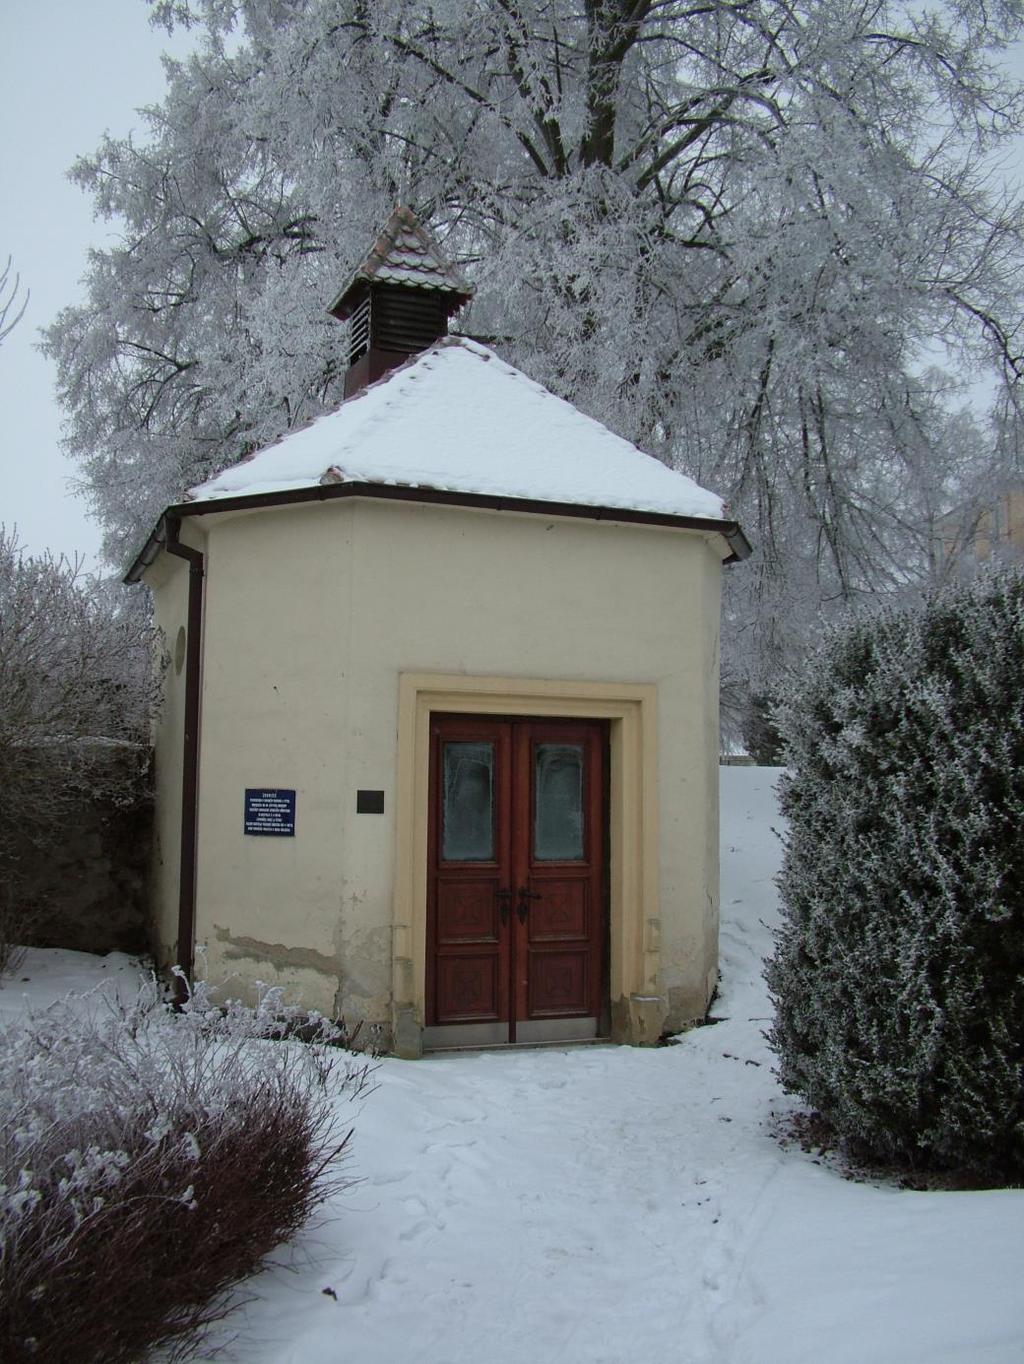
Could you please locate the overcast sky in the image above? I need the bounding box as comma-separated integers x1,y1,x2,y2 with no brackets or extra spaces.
2,4,1024,577
0,1,195,573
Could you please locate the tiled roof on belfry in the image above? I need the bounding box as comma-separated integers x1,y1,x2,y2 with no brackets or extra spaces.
328,206,474,321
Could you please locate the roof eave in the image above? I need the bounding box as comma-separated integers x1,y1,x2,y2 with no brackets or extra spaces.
125,514,169,584
125,482,751,583
328,275,474,321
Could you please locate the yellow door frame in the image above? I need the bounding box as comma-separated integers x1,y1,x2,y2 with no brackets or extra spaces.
392,672,663,1054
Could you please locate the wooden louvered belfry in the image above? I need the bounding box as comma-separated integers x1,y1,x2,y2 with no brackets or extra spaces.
329,206,474,398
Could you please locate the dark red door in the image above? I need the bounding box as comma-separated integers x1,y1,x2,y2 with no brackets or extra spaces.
425,716,606,1047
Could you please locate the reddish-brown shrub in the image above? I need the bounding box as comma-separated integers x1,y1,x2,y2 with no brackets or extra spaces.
0,982,373,1363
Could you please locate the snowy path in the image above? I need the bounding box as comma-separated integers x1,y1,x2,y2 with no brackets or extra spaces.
226,1047,790,1363
195,767,1024,1363
5,768,1022,1362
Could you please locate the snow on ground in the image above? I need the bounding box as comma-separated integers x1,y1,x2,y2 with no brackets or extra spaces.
5,768,1023,1362
0,946,141,1023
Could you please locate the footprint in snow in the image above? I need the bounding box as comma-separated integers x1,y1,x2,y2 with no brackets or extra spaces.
399,1213,447,1241
368,1169,409,1188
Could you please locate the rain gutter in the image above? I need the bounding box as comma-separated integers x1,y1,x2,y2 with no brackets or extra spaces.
163,515,204,1000
126,480,752,584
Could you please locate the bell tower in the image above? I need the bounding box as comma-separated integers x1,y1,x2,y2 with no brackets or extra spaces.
329,206,474,398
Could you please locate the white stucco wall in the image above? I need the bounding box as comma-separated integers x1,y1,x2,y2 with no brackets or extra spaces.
148,496,724,1042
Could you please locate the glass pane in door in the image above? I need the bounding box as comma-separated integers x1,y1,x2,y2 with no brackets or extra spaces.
534,743,584,860
442,742,494,861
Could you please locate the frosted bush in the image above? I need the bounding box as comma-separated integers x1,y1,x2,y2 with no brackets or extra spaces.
0,977,373,1363
766,571,1024,1176
0,529,161,966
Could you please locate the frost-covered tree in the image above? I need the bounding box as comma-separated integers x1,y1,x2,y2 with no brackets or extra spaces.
0,530,161,963
766,572,1024,1175
43,0,1024,684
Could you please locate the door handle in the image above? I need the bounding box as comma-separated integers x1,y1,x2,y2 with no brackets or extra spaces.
516,886,541,923
496,887,514,925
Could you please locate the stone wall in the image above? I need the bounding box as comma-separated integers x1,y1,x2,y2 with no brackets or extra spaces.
7,744,153,958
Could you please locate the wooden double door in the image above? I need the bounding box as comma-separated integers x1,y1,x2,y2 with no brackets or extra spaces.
425,715,607,1047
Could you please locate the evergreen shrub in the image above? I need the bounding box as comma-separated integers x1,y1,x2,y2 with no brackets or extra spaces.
0,979,374,1362
741,690,786,766
766,572,1024,1176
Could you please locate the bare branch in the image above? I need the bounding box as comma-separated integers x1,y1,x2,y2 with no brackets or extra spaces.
0,257,28,346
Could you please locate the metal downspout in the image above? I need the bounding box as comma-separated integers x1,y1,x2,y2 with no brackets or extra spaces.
165,515,204,1001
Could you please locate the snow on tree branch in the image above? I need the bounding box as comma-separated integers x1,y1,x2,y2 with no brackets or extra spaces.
41,0,1024,691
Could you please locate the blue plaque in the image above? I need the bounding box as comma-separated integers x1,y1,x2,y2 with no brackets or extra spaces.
244,788,296,836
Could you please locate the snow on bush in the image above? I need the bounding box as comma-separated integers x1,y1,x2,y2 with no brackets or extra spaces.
0,528,160,968
766,571,1024,1176
0,977,373,1363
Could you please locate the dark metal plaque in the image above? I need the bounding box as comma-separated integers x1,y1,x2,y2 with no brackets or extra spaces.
244,788,296,836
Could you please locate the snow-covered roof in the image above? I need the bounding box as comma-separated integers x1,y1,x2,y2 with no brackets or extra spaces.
187,337,727,522
329,206,473,319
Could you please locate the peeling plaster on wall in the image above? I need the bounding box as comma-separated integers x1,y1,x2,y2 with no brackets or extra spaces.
212,924,343,978
610,993,665,1046
666,981,712,1029
319,891,391,1007
339,934,389,999
338,921,392,1010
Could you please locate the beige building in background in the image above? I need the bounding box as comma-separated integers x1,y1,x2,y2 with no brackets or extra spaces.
129,210,749,1056
937,488,1024,567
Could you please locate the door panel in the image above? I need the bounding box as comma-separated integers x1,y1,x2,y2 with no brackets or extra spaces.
514,720,604,1031
436,952,501,1021
427,715,606,1045
435,877,501,941
427,720,512,1029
